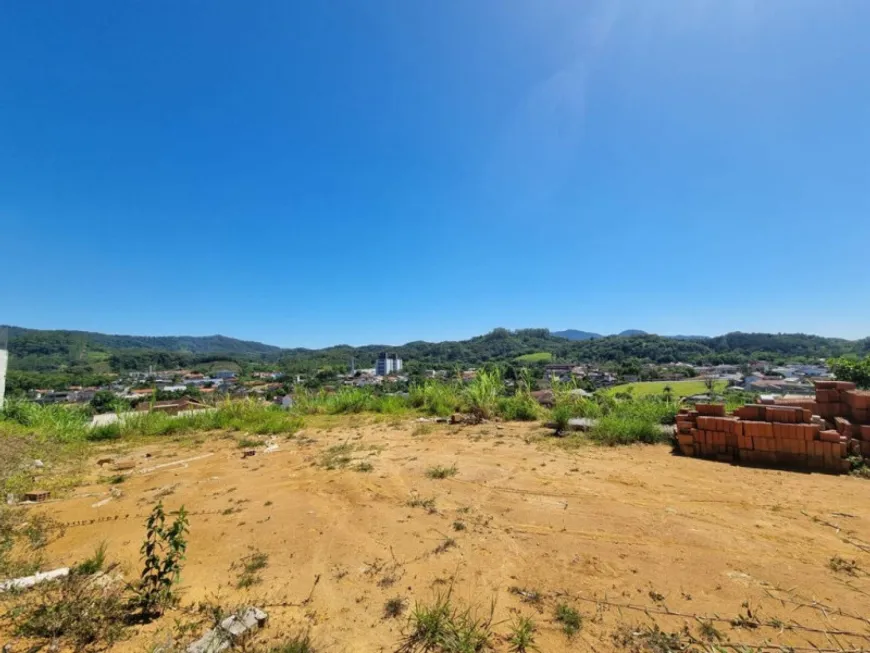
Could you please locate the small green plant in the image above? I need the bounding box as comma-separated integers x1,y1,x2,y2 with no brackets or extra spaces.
355,461,374,473
237,437,264,449
136,501,189,618
74,541,108,576
384,596,407,618
426,464,458,479
555,603,582,638
452,520,466,532
507,615,538,653
108,474,127,485
236,550,269,588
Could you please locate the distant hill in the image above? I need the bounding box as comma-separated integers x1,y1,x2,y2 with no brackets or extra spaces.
553,328,647,340
4,326,280,355
551,329,602,341
2,325,281,375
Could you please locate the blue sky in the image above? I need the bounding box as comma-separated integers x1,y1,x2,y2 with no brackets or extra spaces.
2,1,869,347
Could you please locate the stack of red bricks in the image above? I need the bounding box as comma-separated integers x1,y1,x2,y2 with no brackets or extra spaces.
674,384,866,472
815,380,870,458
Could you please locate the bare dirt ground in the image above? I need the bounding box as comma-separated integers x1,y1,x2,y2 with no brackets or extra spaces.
16,418,870,651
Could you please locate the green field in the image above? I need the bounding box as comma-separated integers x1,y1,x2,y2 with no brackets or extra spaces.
604,379,728,398
514,352,553,363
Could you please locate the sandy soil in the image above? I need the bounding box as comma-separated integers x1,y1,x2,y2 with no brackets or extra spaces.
13,418,870,651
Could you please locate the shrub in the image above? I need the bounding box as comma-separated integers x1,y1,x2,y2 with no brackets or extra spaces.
462,369,503,421
136,501,189,618
410,382,461,417
13,571,128,649
550,404,573,435
497,395,540,421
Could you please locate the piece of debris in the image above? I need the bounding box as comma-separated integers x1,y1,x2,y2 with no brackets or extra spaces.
263,443,279,453
92,497,113,508
32,460,44,469
242,450,256,458
0,567,70,593
112,461,136,471
97,457,115,466
139,453,214,475
186,607,268,653
24,491,50,503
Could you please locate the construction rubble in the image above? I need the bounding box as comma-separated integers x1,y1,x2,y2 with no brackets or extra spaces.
675,380,870,473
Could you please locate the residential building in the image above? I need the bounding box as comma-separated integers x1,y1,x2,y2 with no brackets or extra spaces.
376,352,402,376
0,332,7,411
213,369,238,380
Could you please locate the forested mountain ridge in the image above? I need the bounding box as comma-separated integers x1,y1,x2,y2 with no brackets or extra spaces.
3,325,869,382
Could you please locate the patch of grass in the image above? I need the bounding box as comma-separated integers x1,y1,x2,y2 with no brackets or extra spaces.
74,541,108,576
829,555,860,576
87,422,122,441
433,537,457,555
514,352,553,364
605,379,727,398
412,423,435,436
235,550,269,589
384,596,407,619
237,436,264,449
555,603,582,638
452,521,466,532
355,461,374,473
463,369,503,421
409,382,462,417
319,442,355,470
508,587,542,606
267,632,316,653
108,474,127,484
408,496,437,513
697,619,723,642
10,567,128,650
426,464,458,480
401,590,495,653
588,414,668,446
612,623,687,653
497,394,541,421
507,615,538,653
